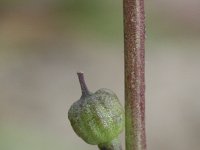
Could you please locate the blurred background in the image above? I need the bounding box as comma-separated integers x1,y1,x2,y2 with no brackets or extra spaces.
0,0,200,150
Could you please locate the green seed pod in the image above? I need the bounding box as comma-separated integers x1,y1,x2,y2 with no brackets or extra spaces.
68,72,124,150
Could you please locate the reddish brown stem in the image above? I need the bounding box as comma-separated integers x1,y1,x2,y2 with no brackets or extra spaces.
123,0,146,150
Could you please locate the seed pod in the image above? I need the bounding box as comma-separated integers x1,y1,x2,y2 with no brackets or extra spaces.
68,72,124,149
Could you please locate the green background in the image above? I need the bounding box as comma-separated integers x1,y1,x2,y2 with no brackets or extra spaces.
0,0,200,150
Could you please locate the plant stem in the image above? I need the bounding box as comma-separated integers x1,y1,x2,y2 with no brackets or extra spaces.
123,0,146,150
77,72,90,97
98,138,122,150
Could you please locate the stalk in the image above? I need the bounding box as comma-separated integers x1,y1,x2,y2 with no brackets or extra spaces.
77,72,91,97
98,138,122,150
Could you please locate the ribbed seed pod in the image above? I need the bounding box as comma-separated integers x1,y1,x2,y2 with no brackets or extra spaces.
68,72,124,149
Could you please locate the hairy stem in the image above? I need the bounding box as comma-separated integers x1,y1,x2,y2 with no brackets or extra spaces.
123,0,146,150
98,138,122,150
